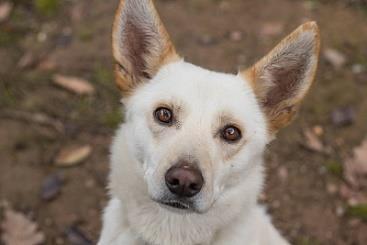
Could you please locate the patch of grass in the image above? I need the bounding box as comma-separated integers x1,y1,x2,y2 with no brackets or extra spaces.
304,0,320,10
102,109,123,129
78,29,94,42
0,85,17,107
347,204,367,221
93,65,114,86
325,159,343,177
0,30,20,47
34,0,59,16
0,75,21,107
75,97,94,116
296,237,320,245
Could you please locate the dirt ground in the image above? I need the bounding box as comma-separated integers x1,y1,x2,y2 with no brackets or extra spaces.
1,0,367,244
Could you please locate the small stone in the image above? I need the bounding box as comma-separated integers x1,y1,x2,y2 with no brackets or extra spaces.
41,174,63,201
352,64,364,74
65,226,92,245
331,106,355,127
84,179,95,189
277,167,288,182
198,34,216,46
272,200,281,209
336,205,345,217
229,31,243,42
37,32,48,42
312,125,324,136
326,183,338,195
323,48,347,69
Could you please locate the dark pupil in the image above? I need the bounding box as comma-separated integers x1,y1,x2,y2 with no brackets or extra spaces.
226,128,235,136
158,109,171,122
223,126,240,141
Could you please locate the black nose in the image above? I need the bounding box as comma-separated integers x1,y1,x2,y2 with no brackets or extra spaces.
165,164,204,198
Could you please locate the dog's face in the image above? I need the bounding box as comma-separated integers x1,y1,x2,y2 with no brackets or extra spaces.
112,0,320,214
124,62,269,213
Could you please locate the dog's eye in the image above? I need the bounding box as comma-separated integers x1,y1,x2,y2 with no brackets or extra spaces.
221,126,242,143
154,107,173,125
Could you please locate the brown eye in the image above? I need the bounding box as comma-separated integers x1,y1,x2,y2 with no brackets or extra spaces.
221,125,242,142
154,107,173,125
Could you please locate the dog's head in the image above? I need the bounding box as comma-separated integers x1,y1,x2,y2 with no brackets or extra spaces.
111,0,320,214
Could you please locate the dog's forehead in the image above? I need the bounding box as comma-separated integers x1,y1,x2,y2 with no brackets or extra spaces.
147,61,256,111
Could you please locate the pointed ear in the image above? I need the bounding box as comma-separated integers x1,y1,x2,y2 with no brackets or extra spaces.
241,22,320,134
112,0,180,95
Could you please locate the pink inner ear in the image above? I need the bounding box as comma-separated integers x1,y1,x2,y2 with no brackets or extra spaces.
260,30,315,108
262,53,310,107
124,19,152,80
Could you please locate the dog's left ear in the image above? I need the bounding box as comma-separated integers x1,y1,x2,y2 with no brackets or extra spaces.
241,22,320,134
112,0,180,95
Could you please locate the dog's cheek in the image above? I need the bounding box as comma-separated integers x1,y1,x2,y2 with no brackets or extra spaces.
126,118,154,165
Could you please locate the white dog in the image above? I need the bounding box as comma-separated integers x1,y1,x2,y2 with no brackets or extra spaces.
98,0,320,244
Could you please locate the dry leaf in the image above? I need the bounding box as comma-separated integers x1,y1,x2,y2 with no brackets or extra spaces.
0,2,13,23
17,52,36,69
38,59,56,71
55,145,92,167
260,22,284,37
312,125,324,136
1,110,64,133
339,184,367,206
303,128,325,153
344,138,367,188
1,203,45,245
323,48,346,69
53,75,95,95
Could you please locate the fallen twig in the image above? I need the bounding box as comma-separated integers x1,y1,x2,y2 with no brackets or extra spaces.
0,110,65,133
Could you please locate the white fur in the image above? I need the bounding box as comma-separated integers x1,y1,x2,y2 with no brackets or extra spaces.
98,61,290,245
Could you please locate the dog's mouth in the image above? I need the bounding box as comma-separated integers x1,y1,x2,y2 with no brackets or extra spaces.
156,199,195,212
161,200,190,210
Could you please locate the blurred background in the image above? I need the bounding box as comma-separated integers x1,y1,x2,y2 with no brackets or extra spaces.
0,0,367,244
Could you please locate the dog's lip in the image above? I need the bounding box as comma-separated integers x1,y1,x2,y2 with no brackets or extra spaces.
157,199,192,211
161,200,190,210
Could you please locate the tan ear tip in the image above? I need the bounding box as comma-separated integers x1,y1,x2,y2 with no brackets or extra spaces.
301,21,320,34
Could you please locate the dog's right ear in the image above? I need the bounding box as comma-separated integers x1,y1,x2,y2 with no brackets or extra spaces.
112,0,180,95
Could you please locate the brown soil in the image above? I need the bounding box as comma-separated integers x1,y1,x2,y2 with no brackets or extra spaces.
1,0,367,244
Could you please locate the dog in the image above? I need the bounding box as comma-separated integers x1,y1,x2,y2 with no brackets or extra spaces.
98,0,320,244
